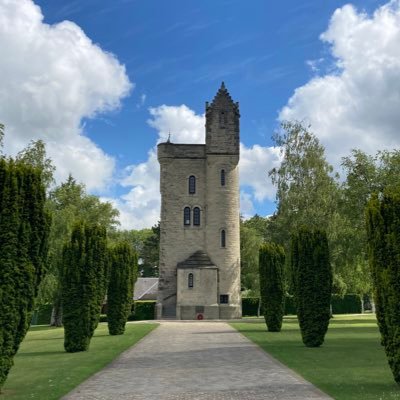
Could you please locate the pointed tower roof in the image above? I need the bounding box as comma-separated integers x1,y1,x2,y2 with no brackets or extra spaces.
177,250,217,269
208,82,239,111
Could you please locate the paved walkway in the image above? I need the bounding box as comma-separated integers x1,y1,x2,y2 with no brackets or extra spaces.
63,321,332,400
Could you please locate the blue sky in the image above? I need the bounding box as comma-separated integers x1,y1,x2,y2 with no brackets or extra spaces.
1,0,399,228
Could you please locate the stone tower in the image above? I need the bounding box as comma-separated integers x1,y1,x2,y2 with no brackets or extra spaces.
157,83,241,320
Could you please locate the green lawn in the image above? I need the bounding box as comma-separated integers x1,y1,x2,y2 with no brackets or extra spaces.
232,315,400,400
1,322,158,400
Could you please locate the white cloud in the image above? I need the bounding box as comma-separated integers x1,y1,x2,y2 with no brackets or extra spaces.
117,105,279,229
148,104,205,143
280,1,400,167
0,0,132,190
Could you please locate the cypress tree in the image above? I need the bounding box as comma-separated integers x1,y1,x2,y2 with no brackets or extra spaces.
259,243,285,332
61,222,107,352
291,228,332,347
107,243,138,335
0,159,50,389
366,190,400,384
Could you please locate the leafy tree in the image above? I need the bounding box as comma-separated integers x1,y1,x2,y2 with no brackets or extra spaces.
17,140,55,189
269,121,339,292
366,189,400,384
107,242,138,335
0,159,51,388
259,243,285,332
61,222,108,352
45,175,119,325
240,222,263,294
291,228,332,347
140,223,160,277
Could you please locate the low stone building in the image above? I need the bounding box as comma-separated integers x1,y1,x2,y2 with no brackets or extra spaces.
134,278,159,301
157,83,241,320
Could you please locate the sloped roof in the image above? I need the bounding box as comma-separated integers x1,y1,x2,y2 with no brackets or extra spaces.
134,277,159,300
209,81,239,111
177,250,217,269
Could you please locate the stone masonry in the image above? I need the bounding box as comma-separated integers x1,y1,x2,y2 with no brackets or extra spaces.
157,83,241,319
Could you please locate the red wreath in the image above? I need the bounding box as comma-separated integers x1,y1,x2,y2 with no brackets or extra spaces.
197,314,204,320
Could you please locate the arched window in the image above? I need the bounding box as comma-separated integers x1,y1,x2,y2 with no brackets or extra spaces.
221,229,226,248
184,207,191,226
188,175,196,194
219,110,227,127
221,169,225,186
193,207,201,226
188,273,194,288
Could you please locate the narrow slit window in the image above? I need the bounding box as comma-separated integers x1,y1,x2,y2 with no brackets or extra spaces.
188,175,196,194
221,169,225,186
184,207,191,226
221,229,226,248
193,207,201,226
188,273,194,288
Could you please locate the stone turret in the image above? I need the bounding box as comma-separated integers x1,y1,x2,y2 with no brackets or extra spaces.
157,83,241,320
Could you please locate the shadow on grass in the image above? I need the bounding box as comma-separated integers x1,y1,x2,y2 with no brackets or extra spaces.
17,350,66,357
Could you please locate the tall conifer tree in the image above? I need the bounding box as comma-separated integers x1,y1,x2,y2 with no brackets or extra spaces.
107,242,138,335
259,243,285,332
366,190,400,384
291,228,332,347
61,222,107,352
0,159,50,389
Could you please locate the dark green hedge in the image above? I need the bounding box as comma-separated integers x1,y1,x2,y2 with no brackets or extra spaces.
332,294,362,314
259,243,285,331
366,190,400,384
0,159,51,389
132,301,156,320
242,297,260,316
291,228,332,347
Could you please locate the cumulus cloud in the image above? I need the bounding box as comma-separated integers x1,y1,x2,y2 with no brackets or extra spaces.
280,0,400,167
0,0,132,190
118,105,279,229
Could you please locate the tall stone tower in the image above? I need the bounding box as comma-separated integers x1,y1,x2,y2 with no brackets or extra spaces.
157,83,241,320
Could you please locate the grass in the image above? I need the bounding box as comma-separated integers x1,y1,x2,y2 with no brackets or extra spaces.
1,322,158,400
232,314,400,400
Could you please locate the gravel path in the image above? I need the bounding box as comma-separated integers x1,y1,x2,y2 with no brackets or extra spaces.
63,321,332,400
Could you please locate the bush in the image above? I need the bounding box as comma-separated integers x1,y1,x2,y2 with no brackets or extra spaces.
331,294,362,314
242,297,260,316
366,190,400,383
107,243,138,335
259,243,285,331
133,301,156,320
0,159,51,389
61,222,108,352
291,228,332,347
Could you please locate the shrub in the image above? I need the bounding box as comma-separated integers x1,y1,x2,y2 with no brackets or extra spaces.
133,301,156,320
107,243,138,335
291,228,332,347
259,243,285,331
331,294,362,314
61,222,108,352
242,297,260,317
366,190,400,383
0,159,50,389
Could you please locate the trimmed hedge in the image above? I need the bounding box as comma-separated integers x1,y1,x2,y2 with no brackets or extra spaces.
259,243,285,331
332,294,362,314
61,222,108,352
366,190,400,384
242,297,260,317
291,228,332,347
107,243,138,335
0,159,51,389
132,301,156,320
